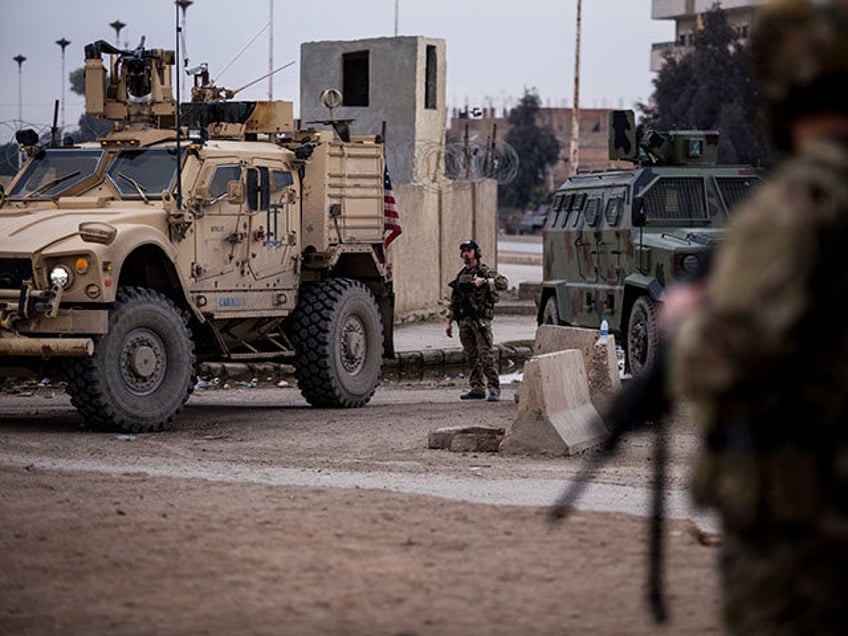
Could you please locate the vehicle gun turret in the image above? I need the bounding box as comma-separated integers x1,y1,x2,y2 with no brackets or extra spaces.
84,37,176,127
608,109,719,167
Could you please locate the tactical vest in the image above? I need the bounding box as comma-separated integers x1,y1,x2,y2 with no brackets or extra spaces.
450,264,499,321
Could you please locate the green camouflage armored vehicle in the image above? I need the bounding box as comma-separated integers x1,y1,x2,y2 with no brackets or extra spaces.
0,39,395,431
539,110,761,375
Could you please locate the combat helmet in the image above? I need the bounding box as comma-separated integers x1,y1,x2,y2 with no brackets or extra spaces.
751,0,848,148
459,239,481,257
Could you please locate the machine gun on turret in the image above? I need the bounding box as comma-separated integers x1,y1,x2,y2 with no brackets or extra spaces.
608,109,720,167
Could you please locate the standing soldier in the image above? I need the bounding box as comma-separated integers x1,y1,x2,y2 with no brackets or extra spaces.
446,239,508,401
667,0,848,632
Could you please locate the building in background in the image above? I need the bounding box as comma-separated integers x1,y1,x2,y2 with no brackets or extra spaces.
447,105,631,207
650,0,765,71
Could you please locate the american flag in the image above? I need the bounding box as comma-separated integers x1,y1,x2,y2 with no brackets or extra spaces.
383,163,402,249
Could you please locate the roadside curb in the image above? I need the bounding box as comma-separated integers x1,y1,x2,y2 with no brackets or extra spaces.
500,253,542,266
195,286,541,385
382,340,534,372
197,340,535,386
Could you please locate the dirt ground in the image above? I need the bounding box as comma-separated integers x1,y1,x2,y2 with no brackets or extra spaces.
0,379,722,636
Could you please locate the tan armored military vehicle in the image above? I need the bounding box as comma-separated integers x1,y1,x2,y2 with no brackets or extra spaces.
0,39,395,432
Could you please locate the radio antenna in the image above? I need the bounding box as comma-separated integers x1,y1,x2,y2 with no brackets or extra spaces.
213,22,270,85
175,1,183,210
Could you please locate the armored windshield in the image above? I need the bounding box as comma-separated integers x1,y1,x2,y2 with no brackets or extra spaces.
715,176,761,211
641,177,707,223
106,147,178,199
8,149,104,199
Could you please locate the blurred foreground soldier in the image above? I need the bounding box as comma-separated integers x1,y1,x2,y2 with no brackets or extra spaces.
446,239,508,401
669,1,848,632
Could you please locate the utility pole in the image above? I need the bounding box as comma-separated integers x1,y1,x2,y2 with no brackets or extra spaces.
55,38,70,132
394,0,399,36
109,20,126,47
569,0,581,176
268,0,274,100
13,54,25,125
13,54,26,168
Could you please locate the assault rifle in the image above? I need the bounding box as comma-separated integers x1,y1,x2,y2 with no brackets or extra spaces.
548,249,714,624
448,273,483,321
549,359,671,622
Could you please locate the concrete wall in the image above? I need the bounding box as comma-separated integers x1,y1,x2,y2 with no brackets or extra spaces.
392,178,498,316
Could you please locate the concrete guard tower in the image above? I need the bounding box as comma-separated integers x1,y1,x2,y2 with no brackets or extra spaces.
300,36,446,185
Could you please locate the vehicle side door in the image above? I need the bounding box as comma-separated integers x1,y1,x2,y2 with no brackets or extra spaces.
244,164,300,290
192,161,245,285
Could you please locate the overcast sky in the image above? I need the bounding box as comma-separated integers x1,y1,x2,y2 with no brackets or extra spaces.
0,0,674,140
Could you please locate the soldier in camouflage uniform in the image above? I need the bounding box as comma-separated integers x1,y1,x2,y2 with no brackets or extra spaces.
446,239,508,401
667,1,848,632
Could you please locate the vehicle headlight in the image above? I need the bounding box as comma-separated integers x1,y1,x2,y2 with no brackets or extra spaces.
681,254,700,274
49,265,72,289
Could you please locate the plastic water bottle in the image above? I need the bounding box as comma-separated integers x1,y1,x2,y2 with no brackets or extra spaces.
596,317,610,348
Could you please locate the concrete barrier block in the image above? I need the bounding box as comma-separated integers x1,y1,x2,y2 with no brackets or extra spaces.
420,349,445,367
518,281,541,302
500,350,606,456
533,325,620,404
428,426,505,452
397,351,423,370
443,349,466,366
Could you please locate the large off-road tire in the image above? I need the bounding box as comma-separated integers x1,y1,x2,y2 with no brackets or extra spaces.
65,287,196,433
290,278,383,408
626,295,661,377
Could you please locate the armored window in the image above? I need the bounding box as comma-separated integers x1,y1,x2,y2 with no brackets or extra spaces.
604,196,624,225
271,170,294,191
425,45,437,110
715,176,761,214
570,192,587,227
641,177,707,223
208,164,241,201
549,194,565,227
343,51,369,107
570,192,586,212
584,198,602,227
245,167,271,211
9,148,104,198
107,148,178,199
552,193,565,212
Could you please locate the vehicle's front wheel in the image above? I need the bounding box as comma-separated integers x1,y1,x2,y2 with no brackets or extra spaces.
65,287,196,433
290,278,383,408
626,295,661,376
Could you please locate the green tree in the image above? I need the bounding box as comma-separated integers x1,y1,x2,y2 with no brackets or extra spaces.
640,4,772,166
498,89,560,210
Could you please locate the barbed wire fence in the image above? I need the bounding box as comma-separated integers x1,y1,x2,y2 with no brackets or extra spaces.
383,135,519,193
2,117,521,194
0,116,127,177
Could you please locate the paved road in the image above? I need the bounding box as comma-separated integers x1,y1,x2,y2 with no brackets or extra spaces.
0,385,716,533
499,235,543,256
